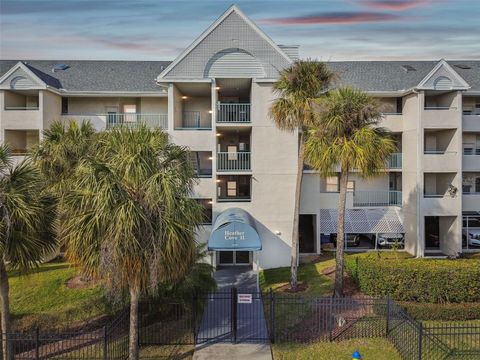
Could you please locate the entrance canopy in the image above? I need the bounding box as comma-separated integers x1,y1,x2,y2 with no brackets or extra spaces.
319,208,404,234
208,208,261,251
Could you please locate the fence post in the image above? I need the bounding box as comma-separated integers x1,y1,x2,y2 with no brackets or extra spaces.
192,293,197,344
418,322,423,360
386,295,391,337
329,296,334,342
35,327,39,360
269,288,275,344
103,326,108,360
231,287,238,344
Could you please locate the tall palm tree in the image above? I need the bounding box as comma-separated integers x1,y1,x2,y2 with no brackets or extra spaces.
61,126,202,360
304,87,396,297
32,120,96,192
0,146,56,359
270,60,334,289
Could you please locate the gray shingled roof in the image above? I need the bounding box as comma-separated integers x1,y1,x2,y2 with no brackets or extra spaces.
0,60,171,92
1,59,479,92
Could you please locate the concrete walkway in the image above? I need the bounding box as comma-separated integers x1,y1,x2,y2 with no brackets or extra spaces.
193,266,272,360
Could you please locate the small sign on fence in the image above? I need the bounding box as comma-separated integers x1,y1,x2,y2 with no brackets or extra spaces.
238,293,252,304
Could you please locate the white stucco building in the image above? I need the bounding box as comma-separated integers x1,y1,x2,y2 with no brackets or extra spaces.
1,6,479,269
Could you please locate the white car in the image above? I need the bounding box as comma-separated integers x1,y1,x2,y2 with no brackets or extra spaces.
377,233,404,248
462,228,480,247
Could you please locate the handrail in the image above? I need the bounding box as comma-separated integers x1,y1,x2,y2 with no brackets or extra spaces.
4,106,39,110
217,103,251,123
62,113,168,129
217,152,251,172
424,106,457,110
424,150,457,155
353,190,402,207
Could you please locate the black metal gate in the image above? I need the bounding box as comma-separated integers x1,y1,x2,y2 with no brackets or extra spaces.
195,288,269,344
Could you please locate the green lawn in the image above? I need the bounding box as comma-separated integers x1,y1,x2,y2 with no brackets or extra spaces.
272,338,402,360
8,261,110,331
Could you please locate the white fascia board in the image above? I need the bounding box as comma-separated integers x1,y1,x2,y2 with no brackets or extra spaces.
156,5,292,81
60,91,167,97
416,59,470,90
156,79,212,83
0,61,47,89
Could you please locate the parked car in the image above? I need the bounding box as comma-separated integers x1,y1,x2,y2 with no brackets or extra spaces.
332,234,361,247
377,233,404,248
462,228,480,247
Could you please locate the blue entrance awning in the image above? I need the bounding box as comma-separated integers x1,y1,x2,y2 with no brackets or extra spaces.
208,208,261,251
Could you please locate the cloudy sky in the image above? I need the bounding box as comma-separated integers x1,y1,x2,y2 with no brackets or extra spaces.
1,0,479,61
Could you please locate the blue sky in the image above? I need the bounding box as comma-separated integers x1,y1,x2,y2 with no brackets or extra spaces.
1,0,479,61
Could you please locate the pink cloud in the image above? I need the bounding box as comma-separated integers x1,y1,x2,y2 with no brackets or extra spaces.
359,0,430,11
260,12,406,25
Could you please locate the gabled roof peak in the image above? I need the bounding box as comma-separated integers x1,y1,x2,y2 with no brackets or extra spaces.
416,59,470,90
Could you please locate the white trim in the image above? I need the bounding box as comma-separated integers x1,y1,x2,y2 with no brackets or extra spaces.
156,5,292,80
416,59,470,90
0,61,47,89
156,79,212,83
60,91,167,97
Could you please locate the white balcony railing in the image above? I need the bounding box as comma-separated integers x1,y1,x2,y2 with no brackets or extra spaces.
353,190,402,207
217,103,251,123
105,113,168,129
4,106,40,110
217,152,251,172
387,153,402,169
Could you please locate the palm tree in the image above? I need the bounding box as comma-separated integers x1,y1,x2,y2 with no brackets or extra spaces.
304,87,396,297
270,60,334,289
61,125,202,360
32,120,96,192
0,146,57,359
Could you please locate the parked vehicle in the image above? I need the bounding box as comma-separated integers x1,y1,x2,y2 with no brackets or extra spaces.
377,233,405,248
332,233,361,247
462,228,480,247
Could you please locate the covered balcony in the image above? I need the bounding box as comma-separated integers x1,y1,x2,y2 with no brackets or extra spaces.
172,82,212,130
4,90,39,110
423,92,460,128
462,96,480,132
4,129,39,155
216,78,251,124
423,129,458,172
217,175,251,202
190,151,212,178
353,190,402,207
106,113,168,129
423,172,460,216
216,128,251,172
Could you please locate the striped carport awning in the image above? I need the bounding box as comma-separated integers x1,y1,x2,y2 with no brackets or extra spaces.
319,208,404,234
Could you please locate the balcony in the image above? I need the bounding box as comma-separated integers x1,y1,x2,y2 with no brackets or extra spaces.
217,175,251,202
422,107,459,128
463,193,480,212
217,152,251,172
106,113,168,130
353,190,402,207
423,151,458,172
387,153,402,169
217,103,251,123
379,113,403,132
177,111,211,130
463,152,480,171
463,114,480,132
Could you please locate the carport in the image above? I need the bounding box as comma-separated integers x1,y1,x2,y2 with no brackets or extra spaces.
319,208,405,250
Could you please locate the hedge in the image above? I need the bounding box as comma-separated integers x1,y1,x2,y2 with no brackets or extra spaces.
401,302,480,321
345,255,480,303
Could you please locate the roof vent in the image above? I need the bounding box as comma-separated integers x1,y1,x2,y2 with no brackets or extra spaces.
454,64,471,70
401,65,416,72
52,63,70,72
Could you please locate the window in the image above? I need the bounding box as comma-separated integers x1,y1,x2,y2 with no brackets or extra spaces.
326,176,339,192
190,151,212,177
227,181,237,196
61,98,68,114
463,143,474,155
196,199,212,224
325,176,354,192
476,177,480,193
396,98,403,114
463,184,472,193
123,105,137,123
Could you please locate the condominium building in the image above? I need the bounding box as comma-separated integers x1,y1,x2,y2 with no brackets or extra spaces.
1,5,479,269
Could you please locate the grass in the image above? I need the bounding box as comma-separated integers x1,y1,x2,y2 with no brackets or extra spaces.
8,260,110,331
272,338,402,360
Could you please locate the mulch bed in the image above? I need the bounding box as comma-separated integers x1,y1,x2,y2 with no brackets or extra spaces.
322,266,364,298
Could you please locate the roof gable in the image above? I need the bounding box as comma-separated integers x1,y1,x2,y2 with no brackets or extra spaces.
417,59,470,90
157,5,292,80
0,62,47,90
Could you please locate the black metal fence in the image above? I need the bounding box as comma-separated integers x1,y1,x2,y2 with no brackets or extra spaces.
2,292,480,359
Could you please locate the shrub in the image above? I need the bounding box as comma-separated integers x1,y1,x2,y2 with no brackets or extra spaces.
401,302,480,321
345,255,480,303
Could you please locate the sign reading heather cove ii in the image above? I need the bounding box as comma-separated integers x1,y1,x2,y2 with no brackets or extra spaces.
224,230,245,241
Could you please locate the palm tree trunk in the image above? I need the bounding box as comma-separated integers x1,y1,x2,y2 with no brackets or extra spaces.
0,260,12,360
290,132,305,290
334,169,349,297
128,286,140,360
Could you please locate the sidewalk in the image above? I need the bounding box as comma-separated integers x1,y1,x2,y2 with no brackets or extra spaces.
193,343,272,360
